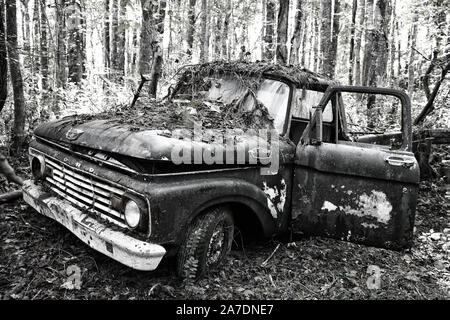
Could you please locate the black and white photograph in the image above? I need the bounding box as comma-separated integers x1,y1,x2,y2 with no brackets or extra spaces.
0,0,449,305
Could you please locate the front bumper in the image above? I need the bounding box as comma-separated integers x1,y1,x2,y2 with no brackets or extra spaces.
22,180,166,271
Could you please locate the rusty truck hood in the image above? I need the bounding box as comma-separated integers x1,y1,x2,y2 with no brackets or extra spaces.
34,116,290,163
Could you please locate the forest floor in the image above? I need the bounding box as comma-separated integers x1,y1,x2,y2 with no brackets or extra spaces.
0,153,449,300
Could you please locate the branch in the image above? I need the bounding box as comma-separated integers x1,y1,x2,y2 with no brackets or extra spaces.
415,58,450,125
0,155,24,186
0,190,22,203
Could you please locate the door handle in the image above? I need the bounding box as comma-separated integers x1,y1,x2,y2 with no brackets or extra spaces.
385,156,415,168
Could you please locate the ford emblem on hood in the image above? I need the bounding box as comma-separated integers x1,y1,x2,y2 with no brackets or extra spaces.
66,128,84,140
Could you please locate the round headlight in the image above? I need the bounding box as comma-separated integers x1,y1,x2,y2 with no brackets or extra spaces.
124,200,141,228
31,156,46,180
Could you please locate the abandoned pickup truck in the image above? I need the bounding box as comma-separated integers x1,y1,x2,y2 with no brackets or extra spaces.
23,62,419,278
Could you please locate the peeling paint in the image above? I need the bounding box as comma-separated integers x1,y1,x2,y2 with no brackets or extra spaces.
342,190,392,224
277,180,287,212
262,179,287,219
321,201,337,211
321,190,393,225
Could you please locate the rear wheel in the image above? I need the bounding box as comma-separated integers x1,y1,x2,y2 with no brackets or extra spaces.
176,207,234,279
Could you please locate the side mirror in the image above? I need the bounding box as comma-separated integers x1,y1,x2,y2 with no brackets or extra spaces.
309,107,323,145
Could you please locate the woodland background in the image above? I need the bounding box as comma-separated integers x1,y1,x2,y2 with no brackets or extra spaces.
0,0,449,155
0,0,450,300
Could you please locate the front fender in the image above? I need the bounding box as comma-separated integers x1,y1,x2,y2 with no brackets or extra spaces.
147,178,278,245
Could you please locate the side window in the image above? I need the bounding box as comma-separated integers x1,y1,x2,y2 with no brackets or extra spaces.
293,88,333,122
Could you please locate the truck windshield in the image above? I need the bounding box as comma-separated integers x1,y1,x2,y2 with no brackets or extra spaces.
173,75,290,133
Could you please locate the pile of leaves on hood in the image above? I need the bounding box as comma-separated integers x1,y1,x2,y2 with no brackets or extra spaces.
69,61,334,133
72,96,275,132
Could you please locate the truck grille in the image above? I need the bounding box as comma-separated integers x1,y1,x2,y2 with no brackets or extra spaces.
43,157,127,227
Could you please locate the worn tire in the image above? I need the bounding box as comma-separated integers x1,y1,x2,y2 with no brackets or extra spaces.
176,207,234,279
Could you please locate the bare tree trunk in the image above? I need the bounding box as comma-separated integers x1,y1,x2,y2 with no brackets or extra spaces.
199,0,209,63
389,0,396,84
104,0,111,73
354,0,365,85
140,0,152,74
276,0,289,65
313,8,319,72
396,21,401,79
328,0,340,78
373,0,390,84
117,0,126,73
320,0,340,77
434,0,446,52
186,0,196,58
67,0,85,83
300,12,308,66
214,2,222,60
362,0,374,86
0,0,7,113
319,0,332,75
111,0,118,71
263,0,275,62
32,0,40,75
55,0,67,88
221,0,230,60
6,0,26,153
21,0,31,70
147,0,167,97
348,0,357,84
40,0,48,90
407,13,418,97
289,0,303,65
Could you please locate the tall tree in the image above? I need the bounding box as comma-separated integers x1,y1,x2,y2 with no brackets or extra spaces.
313,5,320,72
388,0,396,83
362,0,374,86
104,0,111,72
40,0,49,90
140,0,167,96
276,0,289,65
221,0,231,59
0,0,7,113
32,0,41,75
407,12,418,96
300,9,308,66
55,0,67,88
434,0,447,52
289,0,303,65
186,0,196,58
348,0,357,84
117,0,126,73
213,2,222,59
67,0,85,83
140,0,152,73
199,0,209,63
372,0,390,84
354,0,365,85
263,0,275,61
328,0,340,77
319,0,332,76
149,0,167,96
6,0,26,152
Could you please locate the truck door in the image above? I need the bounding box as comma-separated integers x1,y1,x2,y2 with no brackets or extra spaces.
291,86,420,250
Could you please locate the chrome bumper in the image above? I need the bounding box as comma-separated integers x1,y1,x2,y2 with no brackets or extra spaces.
22,180,166,271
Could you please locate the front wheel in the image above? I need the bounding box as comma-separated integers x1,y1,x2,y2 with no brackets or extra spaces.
176,207,234,279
